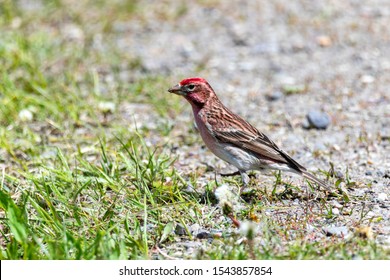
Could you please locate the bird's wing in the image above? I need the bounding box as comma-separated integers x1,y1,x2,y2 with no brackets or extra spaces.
204,109,306,172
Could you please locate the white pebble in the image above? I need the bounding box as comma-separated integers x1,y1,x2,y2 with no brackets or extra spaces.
279,76,296,85
378,193,388,202
332,201,343,209
18,109,33,122
332,208,340,215
306,224,315,232
361,75,375,84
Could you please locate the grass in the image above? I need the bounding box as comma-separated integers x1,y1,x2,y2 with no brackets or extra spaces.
0,0,389,260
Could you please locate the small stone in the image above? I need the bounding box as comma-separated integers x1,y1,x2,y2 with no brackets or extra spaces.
316,35,332,47
378,193,388,202
332,208,340,215
184,183,198,195
279,76,296,85
314,142,327,151
361,75,375,84
332,201,343,209
323,226,350,238
305,110,331,130
175,224,187,236
302,119,311,129
265,91,283,101
376,170,384,177
355,189,366,197
335,170,344,179
189,223,201,235
365,170,373,176
381,130,390,140
332,144,341,151
230,23,248,46
196,231,211,239
306,224,316,232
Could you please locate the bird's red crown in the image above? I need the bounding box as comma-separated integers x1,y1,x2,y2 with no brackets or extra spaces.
179,77,207,86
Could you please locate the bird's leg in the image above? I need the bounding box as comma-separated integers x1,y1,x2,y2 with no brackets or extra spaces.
221,170,256,179
239,171,250,194
241,171,250,186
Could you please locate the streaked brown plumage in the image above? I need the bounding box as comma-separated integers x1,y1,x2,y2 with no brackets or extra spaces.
168,77,330,191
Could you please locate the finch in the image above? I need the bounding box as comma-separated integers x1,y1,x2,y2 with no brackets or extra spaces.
168,77,330,191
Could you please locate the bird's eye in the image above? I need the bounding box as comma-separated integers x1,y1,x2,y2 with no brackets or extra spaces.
187,84,195,91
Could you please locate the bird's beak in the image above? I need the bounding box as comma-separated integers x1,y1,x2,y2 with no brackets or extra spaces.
168,84,185,96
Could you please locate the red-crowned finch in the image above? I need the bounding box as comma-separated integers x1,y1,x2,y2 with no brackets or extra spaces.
168,77,330,191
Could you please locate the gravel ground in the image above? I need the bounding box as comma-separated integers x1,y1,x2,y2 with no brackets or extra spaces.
10,0,389,256
117,0,390,248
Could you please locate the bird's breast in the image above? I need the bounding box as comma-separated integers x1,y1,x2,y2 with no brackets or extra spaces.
194,111,219,152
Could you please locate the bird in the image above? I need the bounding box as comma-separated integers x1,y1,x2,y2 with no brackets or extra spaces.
168,77,330,192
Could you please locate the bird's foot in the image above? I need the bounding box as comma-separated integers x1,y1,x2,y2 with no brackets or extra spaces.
220,171,256,179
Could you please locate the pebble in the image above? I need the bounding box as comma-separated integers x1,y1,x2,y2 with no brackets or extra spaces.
229,23,248,46
251,42,280,54
376,170,384,177
175,224,187,236
184,183,198,195
365,170,373,176
265,91,283,101
302,119,311,129
378,193,388,202
355,189,367,197
304,110,331,129
313,142,327,151
332,201,343,209
332,208,340,215
380,129,390,141
360,75,375,84
279,76,296,86
189,223,201,235
306,224,316,232
196,231,211,239
323,226,350,238
316,35,332,47
335,170,344,179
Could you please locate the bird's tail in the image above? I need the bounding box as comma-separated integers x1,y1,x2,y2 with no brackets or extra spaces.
301,170,331,191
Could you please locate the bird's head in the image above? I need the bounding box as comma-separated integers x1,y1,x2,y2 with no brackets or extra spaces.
168,77,216,106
